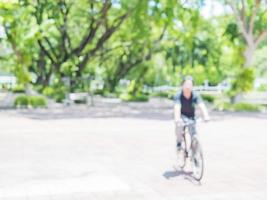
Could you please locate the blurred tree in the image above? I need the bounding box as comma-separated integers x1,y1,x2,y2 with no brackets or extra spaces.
1,0,131,87
1,0,266,102
226,0,267,67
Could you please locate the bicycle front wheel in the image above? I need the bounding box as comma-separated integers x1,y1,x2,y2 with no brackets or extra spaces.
191,137,204,181
177,134,187,169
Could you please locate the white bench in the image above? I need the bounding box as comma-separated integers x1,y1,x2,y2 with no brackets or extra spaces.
69,93,88,101
66,92,94,106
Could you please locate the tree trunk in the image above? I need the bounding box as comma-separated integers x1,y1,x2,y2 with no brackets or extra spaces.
104,77,118,93
243,44,255,67
232,44,255,103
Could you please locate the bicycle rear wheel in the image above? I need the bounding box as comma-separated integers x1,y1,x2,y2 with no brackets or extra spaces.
191,137,204,181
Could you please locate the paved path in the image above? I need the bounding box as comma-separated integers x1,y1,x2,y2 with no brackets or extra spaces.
0,107,266,200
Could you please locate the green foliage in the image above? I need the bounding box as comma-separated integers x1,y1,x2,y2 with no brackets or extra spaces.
257,84,267,92
93,89,105,96
42,84,66,103
74,99,87,104
182,65,206,85
120,93,149,102
12,85,25,93
151,91,176,100
120,80,149,102
126,80,141,95
228,67,255,99
216,102,263,112
1,0,266,101
253,46,267,76
42,87,54,97
14,95,47,108
201,94,216,103
0,1,38,85
232,103,263,112
224,23,241,42
30,96,47,108
14,95,28,107
60,59,79,77
54,93,65,103
102,92,118,98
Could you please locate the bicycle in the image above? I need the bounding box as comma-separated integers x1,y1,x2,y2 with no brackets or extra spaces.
176,117,204,181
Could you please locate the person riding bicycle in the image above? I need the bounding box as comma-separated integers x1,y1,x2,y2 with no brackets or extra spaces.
174,76,210,154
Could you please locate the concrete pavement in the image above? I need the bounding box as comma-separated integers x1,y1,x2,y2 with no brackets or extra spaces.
0,109,266,200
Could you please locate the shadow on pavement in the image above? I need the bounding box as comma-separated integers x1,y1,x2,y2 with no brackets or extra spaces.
163,169,201,185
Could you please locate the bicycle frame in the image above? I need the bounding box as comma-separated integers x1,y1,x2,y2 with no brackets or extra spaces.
181,117,200,159
182,124,194,158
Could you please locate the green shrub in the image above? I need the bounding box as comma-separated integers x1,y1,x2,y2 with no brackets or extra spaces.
74,100,87,104
228,67,255,102
12,85,25,93
94,89,104,96
232,103,262,112
29,96,47,108
151,91,176,100
54,93,66,103
103,91,118,98
42,87,54,97
257,84,267,92
215,102,263,112
14,95,47,108
34,85,44,93
201,94,216,103
14,95,29,107
118,80,149,102
120,93,149,102
42,85,66,103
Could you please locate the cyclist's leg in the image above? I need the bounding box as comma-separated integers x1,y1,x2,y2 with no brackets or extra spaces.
175,122,184,150
188,122,197,136
175,115,188,150
175,122,186,167
189,122,198,151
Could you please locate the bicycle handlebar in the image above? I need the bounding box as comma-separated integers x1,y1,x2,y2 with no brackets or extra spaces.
177,117,209,127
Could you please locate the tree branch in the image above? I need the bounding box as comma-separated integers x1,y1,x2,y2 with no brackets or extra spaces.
255,30,267,47
241,0,247,31
249,0,261,35
44,37,58,59
58,0,73,61
94,44,131,57
227,0,250,43
77,12,129,72
70,0,112,56
37,40,57,66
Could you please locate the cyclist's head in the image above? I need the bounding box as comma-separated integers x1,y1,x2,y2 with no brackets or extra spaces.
182,75,194,93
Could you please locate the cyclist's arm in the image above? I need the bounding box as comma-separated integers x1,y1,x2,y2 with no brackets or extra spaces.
174,104,182,123
174,93,183,123
198,102,210,121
